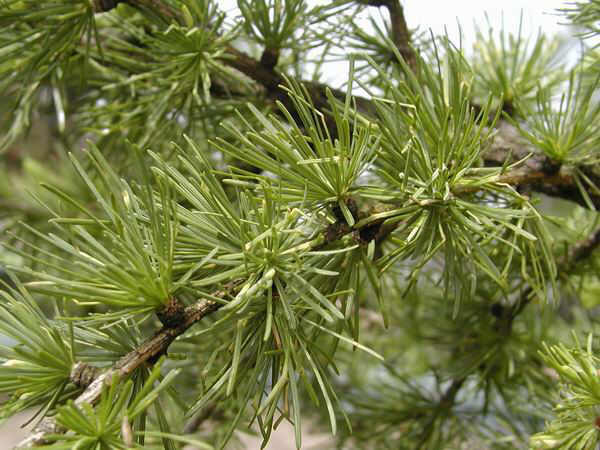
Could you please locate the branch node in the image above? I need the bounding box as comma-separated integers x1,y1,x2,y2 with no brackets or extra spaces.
331,198,359,224
156,297,186,328
70,362,101,388
542,158,562,176
260,47,280,71
92,0,121,13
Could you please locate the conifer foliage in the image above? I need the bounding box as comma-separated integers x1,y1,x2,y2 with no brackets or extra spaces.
1,0,600,448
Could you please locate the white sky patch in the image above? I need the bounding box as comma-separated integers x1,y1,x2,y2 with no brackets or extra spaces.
219,0,576,89
220,0,570,45
404,0,567,47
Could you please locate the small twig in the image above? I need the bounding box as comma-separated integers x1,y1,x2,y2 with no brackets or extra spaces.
364,0,416,70
483,122,600,210
18,284,237,448
385,1,417,70
16,198,414,446
70,362,101,389
454,166,600,210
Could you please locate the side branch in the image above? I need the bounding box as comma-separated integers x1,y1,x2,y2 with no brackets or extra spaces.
365,0,416,69
223,53,598,210
91,0,598,210
386,1,416,69
18,286,235,448
16,200,419,446
484,124,600,210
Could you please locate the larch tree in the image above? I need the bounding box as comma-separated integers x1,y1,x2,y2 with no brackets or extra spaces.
1,0,600,449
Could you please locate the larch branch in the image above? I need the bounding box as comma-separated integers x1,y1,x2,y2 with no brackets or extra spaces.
361,1,416,69
17,289,231,448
